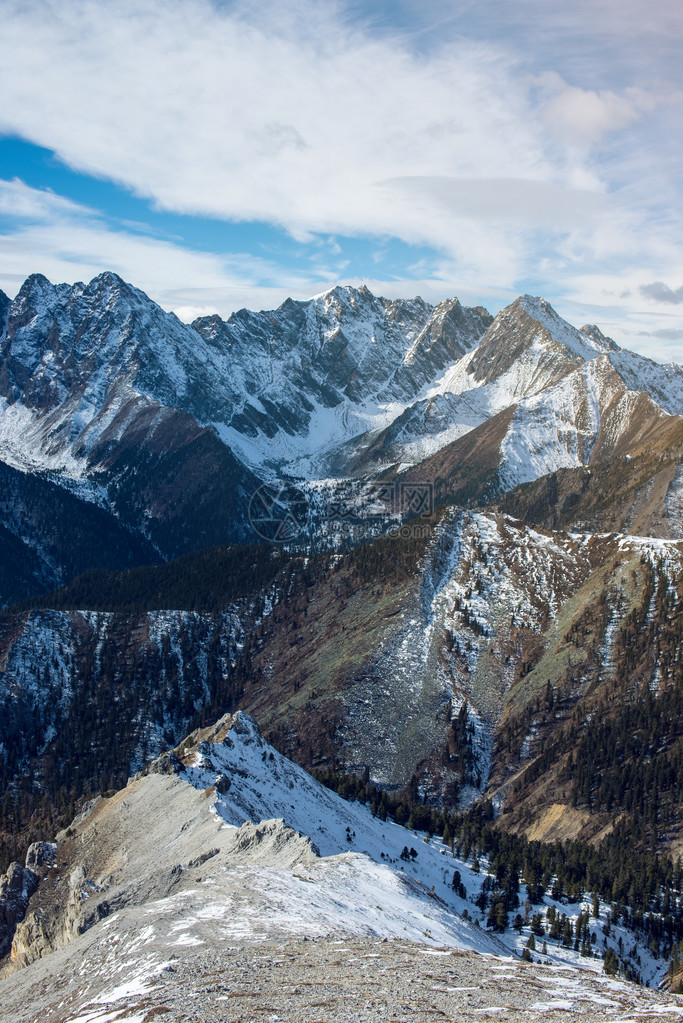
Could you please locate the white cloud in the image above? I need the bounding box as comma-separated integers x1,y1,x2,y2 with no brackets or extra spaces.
0,178,320,316
0,0,681,361
0,0,598,251
381,176,608,226
0,178,500,319
537,74,655,144
0,177,95,221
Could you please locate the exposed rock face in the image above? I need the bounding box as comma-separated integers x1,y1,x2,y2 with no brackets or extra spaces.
226,817,320,866
467,295,616,390
0,842,53,958
24,843,56,871
192,285,491,429
2,767,322,976
8,864,91,972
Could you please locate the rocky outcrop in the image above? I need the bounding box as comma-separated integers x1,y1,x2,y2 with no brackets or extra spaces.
227,818,320,867
0,864,38,959
8,864,93,974
2,757,321,977
0,842,55,960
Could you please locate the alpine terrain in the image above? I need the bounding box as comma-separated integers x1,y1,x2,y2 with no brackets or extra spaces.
1,272,683,1020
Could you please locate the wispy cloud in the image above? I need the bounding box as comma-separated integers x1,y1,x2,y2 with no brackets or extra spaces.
0,178,483,320
0,2,648,267
0,178,324,317
0,0,681,363
537,75,655,145
652,327,683,340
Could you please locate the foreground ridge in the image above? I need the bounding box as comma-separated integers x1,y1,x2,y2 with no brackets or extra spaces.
1,936,679,1023
1,712,682,1021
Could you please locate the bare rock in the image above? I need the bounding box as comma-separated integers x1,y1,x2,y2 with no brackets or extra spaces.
0,863,39,959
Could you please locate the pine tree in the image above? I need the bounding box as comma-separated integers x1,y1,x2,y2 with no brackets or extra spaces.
604,948,619,977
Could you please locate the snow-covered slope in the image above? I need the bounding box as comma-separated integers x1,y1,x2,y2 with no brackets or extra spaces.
171,713,504,951
198,286,491,474
2,709,677,1023
432,295,616,404
337,294,678,474
609,347,683,415
398,351,680,511
1,711,504,980
497,354,673,489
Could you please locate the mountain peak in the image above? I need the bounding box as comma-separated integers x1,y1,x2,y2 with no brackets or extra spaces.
15,272,55,302
87,270,129,291
309,282,374,302
516,293,552,315
506,294,616,360
312,282,377,308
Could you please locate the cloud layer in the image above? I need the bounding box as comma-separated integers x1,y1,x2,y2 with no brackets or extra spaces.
0,0,681,362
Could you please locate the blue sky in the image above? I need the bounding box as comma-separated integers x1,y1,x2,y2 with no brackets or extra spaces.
0,0,682,362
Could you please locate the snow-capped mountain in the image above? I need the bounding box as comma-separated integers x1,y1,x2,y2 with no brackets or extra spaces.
194,286,492,473
448,352,672,495
344,295,683,474
1,271,682,580
0,273,490,481
0,273,493,576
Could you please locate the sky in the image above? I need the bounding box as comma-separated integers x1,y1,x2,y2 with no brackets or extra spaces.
0,0,682,363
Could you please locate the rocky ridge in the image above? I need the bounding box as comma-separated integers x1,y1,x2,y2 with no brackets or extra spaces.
0,713,681,1021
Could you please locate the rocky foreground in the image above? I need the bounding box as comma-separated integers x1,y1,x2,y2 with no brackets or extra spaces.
1,713,682,1022
1,934,681,1023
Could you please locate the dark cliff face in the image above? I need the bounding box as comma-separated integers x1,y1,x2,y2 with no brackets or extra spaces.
0,460,158,606
466,295,617,392
0,289,10,343
0,858,40,959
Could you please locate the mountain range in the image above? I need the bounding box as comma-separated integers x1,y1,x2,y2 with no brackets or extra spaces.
1,271,683,1009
